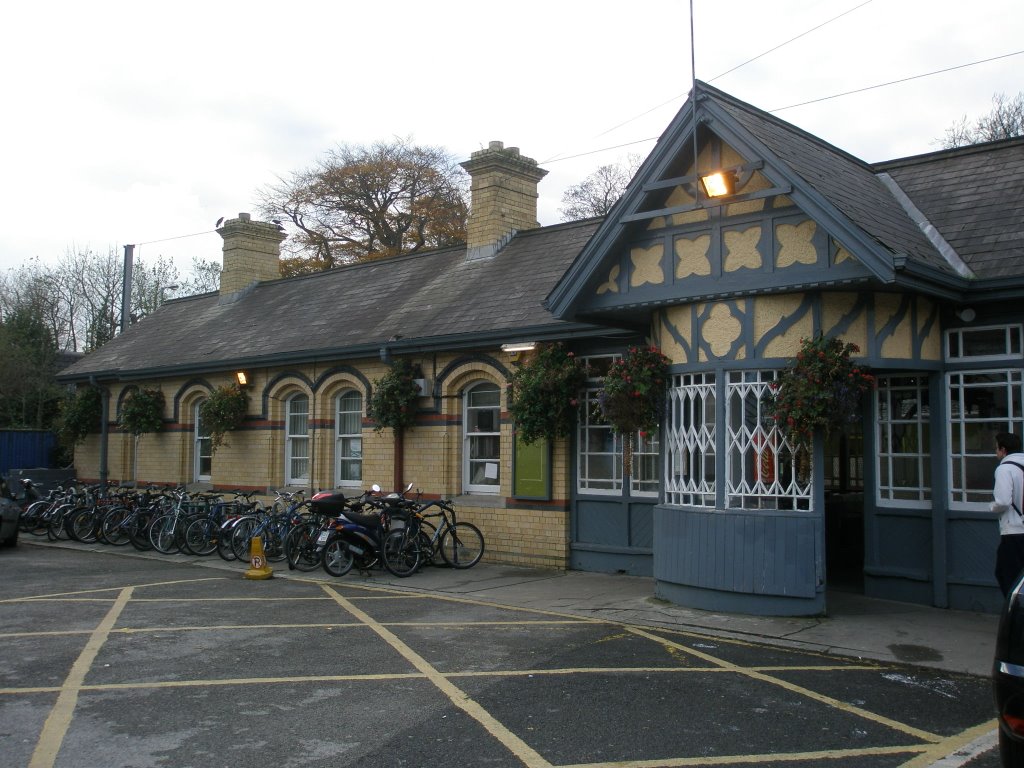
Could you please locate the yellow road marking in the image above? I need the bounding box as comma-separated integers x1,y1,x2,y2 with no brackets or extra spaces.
29,587,133,768
321,582,554,768
1,577,225,603
0,662,884,696
627,626,945,744
557,743,931,767
895,721,999,767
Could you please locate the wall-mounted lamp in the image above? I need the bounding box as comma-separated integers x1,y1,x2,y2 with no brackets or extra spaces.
955,307,977,322
501,342,537,353
700,171,734,198
235,371,249,387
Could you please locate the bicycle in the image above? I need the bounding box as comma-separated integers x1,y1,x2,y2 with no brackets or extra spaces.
412,498,484,569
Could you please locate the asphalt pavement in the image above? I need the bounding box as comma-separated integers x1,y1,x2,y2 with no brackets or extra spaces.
20,537,1001,677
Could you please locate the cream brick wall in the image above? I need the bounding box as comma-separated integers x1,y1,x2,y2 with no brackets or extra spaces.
74,349,572,569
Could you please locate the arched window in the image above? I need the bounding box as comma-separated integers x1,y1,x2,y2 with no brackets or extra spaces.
194,401,212,482
464,381,500,493
286,394,310,485
335,390,362,487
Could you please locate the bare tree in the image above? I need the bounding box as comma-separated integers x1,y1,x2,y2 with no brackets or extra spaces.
940,91,1024,149
257,137,468,274
558,155,643,222
178,257,221,295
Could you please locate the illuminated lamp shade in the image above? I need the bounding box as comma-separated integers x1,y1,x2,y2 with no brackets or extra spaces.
501,342,537,353
700,171,734,197
235,371,249,387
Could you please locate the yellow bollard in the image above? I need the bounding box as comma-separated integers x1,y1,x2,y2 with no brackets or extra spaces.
243,535,274,580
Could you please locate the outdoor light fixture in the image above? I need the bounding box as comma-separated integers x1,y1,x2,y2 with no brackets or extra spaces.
235,371,249,387
956,307,977,322
501,342,537,353
700,171,734,197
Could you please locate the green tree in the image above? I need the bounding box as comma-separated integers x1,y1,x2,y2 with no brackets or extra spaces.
0,305,62,429
258,137,468,273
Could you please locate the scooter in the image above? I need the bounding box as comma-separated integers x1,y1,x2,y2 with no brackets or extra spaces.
316,483,419,577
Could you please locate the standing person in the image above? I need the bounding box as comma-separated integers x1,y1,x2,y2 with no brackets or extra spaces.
992,431,1024,597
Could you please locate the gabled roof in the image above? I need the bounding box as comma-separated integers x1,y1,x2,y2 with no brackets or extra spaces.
875,137,1024,281
60,219,605,382
546,81,1024,320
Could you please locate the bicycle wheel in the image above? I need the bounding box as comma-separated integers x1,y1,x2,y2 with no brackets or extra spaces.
262,524,287,562
231,518,258,562
322,537,354,577
129,511,155,551
149,514,181,554
48,505,73,541
285,523,322,572
439,522,484,569
216,519,242,561
184,517,218,556
417,520,438,566
382,528,420,577
100,507,132,546
69,507,99,544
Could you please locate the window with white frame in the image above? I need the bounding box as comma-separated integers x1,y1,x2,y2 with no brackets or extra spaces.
726,370,811,511
664,372,716,507
464,381,501,493
286,394,310,485
578,383,622,494
876,375,931,504
194,401,212,482
946,324,1023,362
948,369,1024,505
335,390,362,487
575,354,660,497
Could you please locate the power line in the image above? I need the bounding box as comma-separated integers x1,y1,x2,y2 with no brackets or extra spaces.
707,0,873,83
133,229,217,247
543,50,1024,166
770,50,1024,112
543,0,874,161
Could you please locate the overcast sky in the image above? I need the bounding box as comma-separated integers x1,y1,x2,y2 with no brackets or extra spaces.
2,0,1021,279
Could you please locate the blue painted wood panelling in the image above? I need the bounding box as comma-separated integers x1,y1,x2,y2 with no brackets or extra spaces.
1,430,57,475
654,506,820,599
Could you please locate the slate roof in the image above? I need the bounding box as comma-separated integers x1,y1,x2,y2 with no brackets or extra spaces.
705,84,956,275
60,219,603,381
874,137,1024,280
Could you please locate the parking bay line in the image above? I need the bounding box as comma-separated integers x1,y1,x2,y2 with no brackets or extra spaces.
28,586,133,768
321,581,555,768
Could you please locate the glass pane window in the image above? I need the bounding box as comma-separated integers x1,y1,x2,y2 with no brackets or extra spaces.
336,391,362,486
948,369,1024,505
577,385,622,494
726,370,811,511
664,373,716,507
464,382,500,492
286,395,310,485
876,375,931,504
194,402,212,481
946,325,1023,361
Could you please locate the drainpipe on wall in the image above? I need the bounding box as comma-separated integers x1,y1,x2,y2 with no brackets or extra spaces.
90,376,109,487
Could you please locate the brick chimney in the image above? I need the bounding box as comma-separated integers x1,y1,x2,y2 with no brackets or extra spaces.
218,213,286,295
460,141,548,260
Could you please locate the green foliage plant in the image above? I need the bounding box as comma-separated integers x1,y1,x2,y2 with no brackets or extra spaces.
598,345,671,475
368,359,420,434
59,386,103,447
199,384,249,453
508,343,588,445
768,335,875,448
119,387,165,436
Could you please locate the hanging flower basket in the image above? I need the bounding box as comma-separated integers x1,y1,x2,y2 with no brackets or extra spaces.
598,345,671,475
119,387,165,436
508,343,588,445
768,335,874,448
368,359,420,434
199,384,249,453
